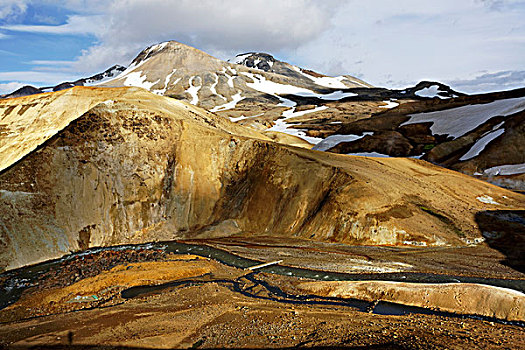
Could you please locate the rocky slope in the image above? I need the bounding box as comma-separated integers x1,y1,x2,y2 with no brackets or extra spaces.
1,86,524,270
313,88,525,191
93,41,525,191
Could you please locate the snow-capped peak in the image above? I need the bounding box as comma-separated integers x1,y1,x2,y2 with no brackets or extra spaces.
229,52,276,71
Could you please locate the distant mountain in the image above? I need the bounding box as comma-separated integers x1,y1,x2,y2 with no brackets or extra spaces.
99,41,470,143
1,85,42,99
0,65,126,99
3,40,523,190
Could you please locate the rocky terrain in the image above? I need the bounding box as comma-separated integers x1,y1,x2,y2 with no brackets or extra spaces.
0,40,524,349
0,239,524,349
94,41,525,191
1,86,524,271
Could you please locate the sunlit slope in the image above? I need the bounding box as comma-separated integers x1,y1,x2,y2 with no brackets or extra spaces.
0,87,523,270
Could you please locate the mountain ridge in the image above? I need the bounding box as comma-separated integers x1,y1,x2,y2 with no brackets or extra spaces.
2,40,524,191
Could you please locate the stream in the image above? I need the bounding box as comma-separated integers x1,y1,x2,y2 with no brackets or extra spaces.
1,240,524,326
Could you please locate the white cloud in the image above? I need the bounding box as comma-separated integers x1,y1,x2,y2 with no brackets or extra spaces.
1,0,524,93
446,70,525,93
0,0,27,20
2,0,342,73
0,71,81,85
29,60,75,66
1,15,106,36
0,81,25,94
293,0,525,91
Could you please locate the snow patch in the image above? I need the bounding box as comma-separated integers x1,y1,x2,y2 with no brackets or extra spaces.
231,53,251,64
401,97,525,138
294,90,357,100
122,71,159,90
304,75,349,89
149,41,169,53
313,132,374,152
267,105,328,144
347,152,391,158
242,72,314,95
459,128,505,161
379,100,399,109
414,85,452,99
476,195,500,205
210,91,244,112
483,163,525,176
282,105,328,119
108,54,152,83
229,113,263,123
242,72,356,100
186,76,201,105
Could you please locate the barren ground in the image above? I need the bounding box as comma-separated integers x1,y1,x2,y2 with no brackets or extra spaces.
0,237,524,349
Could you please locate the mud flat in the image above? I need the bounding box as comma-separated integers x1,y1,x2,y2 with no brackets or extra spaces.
1,241,524,349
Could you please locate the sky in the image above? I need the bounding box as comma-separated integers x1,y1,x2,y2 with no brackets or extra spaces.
0,0,524,94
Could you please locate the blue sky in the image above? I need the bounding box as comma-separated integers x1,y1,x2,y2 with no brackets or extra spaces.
1,0,524,94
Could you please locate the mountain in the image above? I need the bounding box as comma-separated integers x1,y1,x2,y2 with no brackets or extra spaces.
0,65,126,99
1,41,525,348
98,41,525,191
1,85,42,99
6,41,521,191
1,86,523,270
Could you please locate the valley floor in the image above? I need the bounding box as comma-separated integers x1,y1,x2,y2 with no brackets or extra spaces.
0,237,524,349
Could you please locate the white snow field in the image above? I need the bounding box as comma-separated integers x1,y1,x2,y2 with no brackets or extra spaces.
483,163,525,176
122,71,159,90
459,128,505,161
313,132,374,152
414,85,457,99
267,105,328,144
401,96,525,138
241,72,357,100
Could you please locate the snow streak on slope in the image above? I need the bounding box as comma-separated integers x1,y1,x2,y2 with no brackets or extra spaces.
211,92,244,112
268,105,328,144
484,163,525,176
313,132,374,152
401,97,525,138
186,77,201,105
153,68,178,95
459,128,505,161
210,73,225,100
241,72,357,100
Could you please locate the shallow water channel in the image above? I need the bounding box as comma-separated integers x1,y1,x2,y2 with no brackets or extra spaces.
1,240,524,326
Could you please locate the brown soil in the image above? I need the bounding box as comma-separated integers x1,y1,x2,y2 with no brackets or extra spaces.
0,240,524,349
